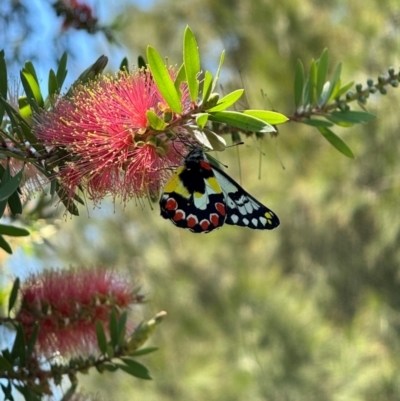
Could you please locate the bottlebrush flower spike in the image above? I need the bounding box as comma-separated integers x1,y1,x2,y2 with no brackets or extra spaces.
16,268,141,358
34,69,190,206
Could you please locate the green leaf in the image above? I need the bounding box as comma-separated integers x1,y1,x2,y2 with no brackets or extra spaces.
56,52,68,89
0,50,7,127
118,311,128,345
55,181,80,216
183,26,200,102
294,59,304,108
243,110,288,125
20,69,43,110
191,127,226,151
48,69,59,98
0,166,10,217
317,126,355,158
307,59,317,106
8,277,20,314
302,119,334,127
0,235,12,253
0,356,13,371
118,359,152,380
147,46,182,113
195,113,209,128
0,99,24,141
0,224,29,237
11,324,26,364
26,323,39,357
328,110,376,124
128,346,159,357
0,169,23,202
18,97,31,119
328,62,342,101
138,55,146,69
208,111,276,133
7,190,23,215
146,111,167,130
335,81,355,99
102,363,118,372
96,321,108,354
317,81,332,108
211,50,225,93
174,63,186,96
120,57,129,72
23,61,39,84
202,71,213,103
109,308,119,347
206,89,244,112
316,48,329,99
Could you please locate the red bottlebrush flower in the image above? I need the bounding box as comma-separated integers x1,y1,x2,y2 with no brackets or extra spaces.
34,70,190,206
16,268,141,358
53,0,98,32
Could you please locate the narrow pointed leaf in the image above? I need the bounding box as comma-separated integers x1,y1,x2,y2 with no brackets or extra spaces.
183,26,200,101
174,63,186,95
147,46,182,113
335,81,355,99
120,57,129,72
109,308,119,347
211,50,225,93
317,126,355,158
329,110,376,124
302,119,333,127
0,356,13,371
243,110,288,125
48,69,59,97
96,321,108,354
119,359,152,380
208,111,276,133
128,346,159,357
328,62,342,101
56,52,68,88
317,81,331,108
308,59,317,106
7,187,23,215
0,225,29,237
316,48,329,99
0,169,23,202
21,70,43,109
195,113,208,128
0,235,12,254
202,71,213,102
0,50,7,126
8,277,20,314
294,59,304,107
206,89,244,112
138,55,146,69
146,111,167,130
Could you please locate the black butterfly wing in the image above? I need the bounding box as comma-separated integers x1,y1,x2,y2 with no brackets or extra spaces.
211,166,280,230
159,158,227,233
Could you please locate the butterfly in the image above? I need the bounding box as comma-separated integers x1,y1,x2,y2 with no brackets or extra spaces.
159,147,280,233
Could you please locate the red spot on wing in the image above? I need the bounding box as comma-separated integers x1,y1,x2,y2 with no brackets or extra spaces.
200,161,212,170
215,202,226,216
200,219,210,230
173,210,185,222
187,215,198,228
210,213,220,227
164,198,178,211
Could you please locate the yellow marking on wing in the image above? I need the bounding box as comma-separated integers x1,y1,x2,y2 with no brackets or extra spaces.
206,176,222,194
264,212,273,220
194,191,203,198
164,167,190,199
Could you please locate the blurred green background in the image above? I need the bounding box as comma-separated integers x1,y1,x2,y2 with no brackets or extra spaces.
4,0,400,400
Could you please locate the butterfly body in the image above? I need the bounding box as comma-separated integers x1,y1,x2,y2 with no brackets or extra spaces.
160,148,280,233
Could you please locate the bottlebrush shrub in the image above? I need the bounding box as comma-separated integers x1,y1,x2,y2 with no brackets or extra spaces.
0,268,166,399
